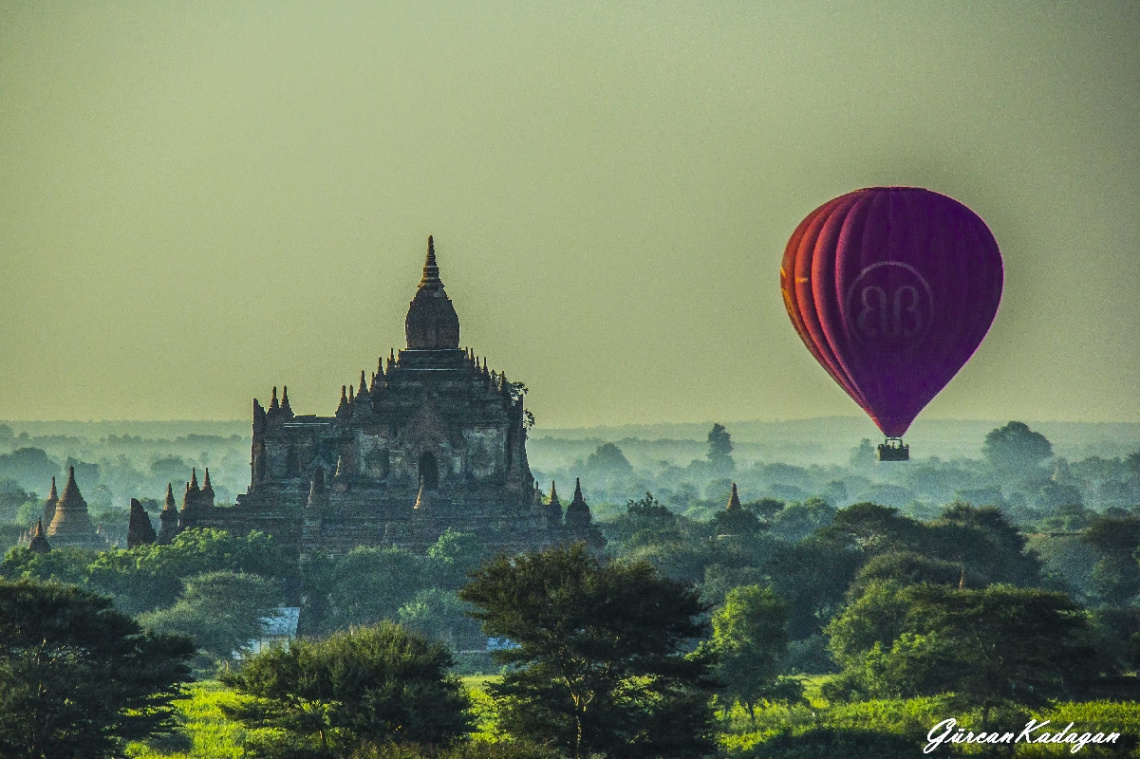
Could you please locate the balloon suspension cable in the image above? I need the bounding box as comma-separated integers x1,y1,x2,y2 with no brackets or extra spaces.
877,437,910,462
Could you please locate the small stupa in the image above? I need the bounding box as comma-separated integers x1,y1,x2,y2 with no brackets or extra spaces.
127,498,157,548
42,476,59,525
27,518,51,554
45,466,107,550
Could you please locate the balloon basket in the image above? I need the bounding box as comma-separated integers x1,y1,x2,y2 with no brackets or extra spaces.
877,438,910,462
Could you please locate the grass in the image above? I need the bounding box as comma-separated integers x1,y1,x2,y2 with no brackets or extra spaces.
720,677,1140,758
125,680,259,759
126,675,505,758
461,673,504,742
128,673,1140,758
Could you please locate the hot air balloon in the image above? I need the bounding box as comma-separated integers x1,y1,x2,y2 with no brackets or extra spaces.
780,187,1003,461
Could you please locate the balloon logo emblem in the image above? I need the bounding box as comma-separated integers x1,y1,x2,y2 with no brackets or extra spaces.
844,261,933,351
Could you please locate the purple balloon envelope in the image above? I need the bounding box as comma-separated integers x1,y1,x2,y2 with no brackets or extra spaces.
780,187,1004,438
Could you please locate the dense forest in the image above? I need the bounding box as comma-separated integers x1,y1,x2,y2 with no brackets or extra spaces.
2,419,1140,757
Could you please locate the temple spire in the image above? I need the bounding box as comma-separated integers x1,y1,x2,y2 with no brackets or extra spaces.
127,498,157,548
419,235,441,289
28,517,50,554
270,386,280,411
46,466,102,549
43,476,59,525
158,483,179,544
405,236,460,349
565,477,593,531
726,483,742,512
56,466,86,510
281,386,291,414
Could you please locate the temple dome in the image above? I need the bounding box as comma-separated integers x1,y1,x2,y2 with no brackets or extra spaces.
405,236,460,349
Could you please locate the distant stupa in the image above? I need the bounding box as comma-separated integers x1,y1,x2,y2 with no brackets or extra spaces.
26,517,51,554
158,483,180,544
46,466,107,550
127,498,157,548
42,476,58,525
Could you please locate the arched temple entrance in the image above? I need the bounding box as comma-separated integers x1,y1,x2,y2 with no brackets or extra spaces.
418,451,439,490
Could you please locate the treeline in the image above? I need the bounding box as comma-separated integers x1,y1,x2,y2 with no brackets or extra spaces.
6,491,1140,755
537,421,1140,525
0,526,494,670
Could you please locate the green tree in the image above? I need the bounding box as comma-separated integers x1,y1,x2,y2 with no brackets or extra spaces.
0,579,195,759
603,492,682,548
1083,515,1140,606
846,551,965,598
132,527,286,581
585,442,634,478
424,529,489,589
824,502,921,554
0,545,98,586
138,571,284,664
87,527,288,615
1127,449,1140,482
222,621,471,757
826,581,1103,718
769,498,835,542
398,588,484,651
926,503,1042,587
320,546,424,633
0,447,60,490
711,504,762,537
459,544,718,759
982,421,1053,473
707,423,734,473
763,539,861,638
848,438,876,468
706,585,799,721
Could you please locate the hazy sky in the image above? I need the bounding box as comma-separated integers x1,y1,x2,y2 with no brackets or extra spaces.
1,2,1138,429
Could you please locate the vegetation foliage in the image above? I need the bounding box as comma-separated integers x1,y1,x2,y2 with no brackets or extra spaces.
459,544,719,759
0,579,195,759
4,420,1140,757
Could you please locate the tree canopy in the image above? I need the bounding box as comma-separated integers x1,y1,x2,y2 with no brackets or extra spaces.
138,570,284,664
459,543,718,759
826,581,1104,716
707,423,734,473
0,579,195,759
222,621,471,757
706,585,799,720
982,421,1053,473
585,442,634,478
